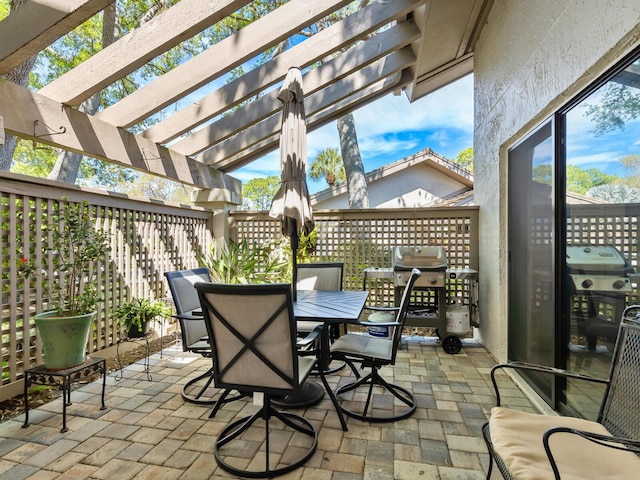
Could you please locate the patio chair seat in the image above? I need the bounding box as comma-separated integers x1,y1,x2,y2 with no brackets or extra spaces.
295,263,346,375
330,334,393,361
165,268,248,413
488,406,640,480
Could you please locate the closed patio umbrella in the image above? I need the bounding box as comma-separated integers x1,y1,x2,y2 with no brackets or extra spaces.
269,67,314,300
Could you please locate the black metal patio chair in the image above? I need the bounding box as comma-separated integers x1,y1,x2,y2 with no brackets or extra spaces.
194,282,320,478
164,268,246,415
295,262,345,372
329,268,421,422
482,304,640,480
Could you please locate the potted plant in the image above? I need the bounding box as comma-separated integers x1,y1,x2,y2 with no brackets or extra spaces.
19,198,111,370
113,297,172,338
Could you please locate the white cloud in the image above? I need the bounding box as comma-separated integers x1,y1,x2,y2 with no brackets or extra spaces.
352,74,474,135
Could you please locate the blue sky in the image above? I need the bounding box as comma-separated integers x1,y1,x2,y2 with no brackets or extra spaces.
234,74,475,194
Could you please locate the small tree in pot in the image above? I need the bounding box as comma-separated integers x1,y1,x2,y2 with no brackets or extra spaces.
19,198,111,370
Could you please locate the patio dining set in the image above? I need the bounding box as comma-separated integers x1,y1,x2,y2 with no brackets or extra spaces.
163,263,422,478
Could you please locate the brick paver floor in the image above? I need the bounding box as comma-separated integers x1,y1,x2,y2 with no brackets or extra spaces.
0,336,535,479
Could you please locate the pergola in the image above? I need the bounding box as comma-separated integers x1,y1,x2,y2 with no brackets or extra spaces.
0,0,492,204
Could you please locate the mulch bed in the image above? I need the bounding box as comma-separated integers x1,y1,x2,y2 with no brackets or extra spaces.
0,336,176,424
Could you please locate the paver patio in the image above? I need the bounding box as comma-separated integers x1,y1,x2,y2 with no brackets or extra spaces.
0,336,536,480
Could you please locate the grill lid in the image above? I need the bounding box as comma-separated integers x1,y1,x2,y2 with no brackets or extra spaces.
566,245,628,271
392,246,448,270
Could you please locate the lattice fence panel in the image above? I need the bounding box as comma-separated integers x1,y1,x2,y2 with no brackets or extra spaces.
1,177,213,398
231,207,479,306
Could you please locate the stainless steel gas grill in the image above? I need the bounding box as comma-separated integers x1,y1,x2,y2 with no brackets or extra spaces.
567,245,634,351
391,246,455,351
361,246,479,354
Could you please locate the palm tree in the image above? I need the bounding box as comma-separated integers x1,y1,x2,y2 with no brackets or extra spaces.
309,147,347,187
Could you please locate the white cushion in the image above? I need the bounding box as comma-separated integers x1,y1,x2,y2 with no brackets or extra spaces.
489,406,640,480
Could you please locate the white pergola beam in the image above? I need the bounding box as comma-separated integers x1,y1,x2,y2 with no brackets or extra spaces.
197,48,415,167
95,0,352,128
0,0,113,74
140,0,422,145
38,0,250,106
0,79,239,192
215,70,414,172
171,22,419,156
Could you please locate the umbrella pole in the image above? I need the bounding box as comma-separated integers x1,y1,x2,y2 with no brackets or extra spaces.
291,230,299,302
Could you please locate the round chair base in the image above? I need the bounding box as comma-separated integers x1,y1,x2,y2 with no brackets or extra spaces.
181,367,219,405
214,409,317,478
335,373,417,423
271,380,324,408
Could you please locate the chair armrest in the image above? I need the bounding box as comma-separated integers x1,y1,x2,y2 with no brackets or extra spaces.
543,427,640,479
490,362,609,406
296,324,322,349
173,313,204,321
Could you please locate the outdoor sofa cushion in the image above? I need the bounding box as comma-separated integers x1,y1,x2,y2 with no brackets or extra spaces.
489,406,640,480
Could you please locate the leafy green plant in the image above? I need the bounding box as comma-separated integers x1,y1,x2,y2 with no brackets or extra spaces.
18,198,111,316
112,297,172,335
200,238,288,284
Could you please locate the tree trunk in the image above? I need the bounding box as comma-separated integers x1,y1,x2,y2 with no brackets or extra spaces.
0,0,38,171
48,3,117,183
337,113,369,208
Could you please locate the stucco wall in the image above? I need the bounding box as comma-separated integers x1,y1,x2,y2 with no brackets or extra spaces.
473,0,640,360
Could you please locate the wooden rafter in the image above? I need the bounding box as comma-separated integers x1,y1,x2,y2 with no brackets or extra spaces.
95,0,353,128
213,70,415,172
38,0,250,105
0,0,113,74
171,23,419,157
197,49,416,168
140,0,422,145
0,79,239,193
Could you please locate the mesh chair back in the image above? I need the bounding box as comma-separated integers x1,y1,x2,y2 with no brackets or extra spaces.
390,268,421,363
598,306,640,439
196,282,300,395
165,268,210,347
296,263,343,291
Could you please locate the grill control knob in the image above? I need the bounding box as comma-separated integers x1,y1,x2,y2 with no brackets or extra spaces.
581,279,593,289
429,276,438,285
613,279,626,290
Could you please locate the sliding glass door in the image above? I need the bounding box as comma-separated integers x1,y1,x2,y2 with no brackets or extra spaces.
508,48,640,417
508,121,555,403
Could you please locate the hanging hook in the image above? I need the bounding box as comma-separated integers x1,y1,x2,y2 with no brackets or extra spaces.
32,120,66,151
33,120,66,139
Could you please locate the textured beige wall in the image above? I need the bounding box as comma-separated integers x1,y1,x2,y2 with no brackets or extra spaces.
473,0,640,360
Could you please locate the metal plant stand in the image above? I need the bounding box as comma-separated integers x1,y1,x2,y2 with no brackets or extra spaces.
23,356,106,433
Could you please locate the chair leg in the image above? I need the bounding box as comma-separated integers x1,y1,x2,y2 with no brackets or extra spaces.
335,368,416,423
214,400,318,478
183,367,248,417
181,367,217,404
482,422,495,480
317,369,348,431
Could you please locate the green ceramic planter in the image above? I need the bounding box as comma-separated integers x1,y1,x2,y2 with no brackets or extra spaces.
34,311,95,370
